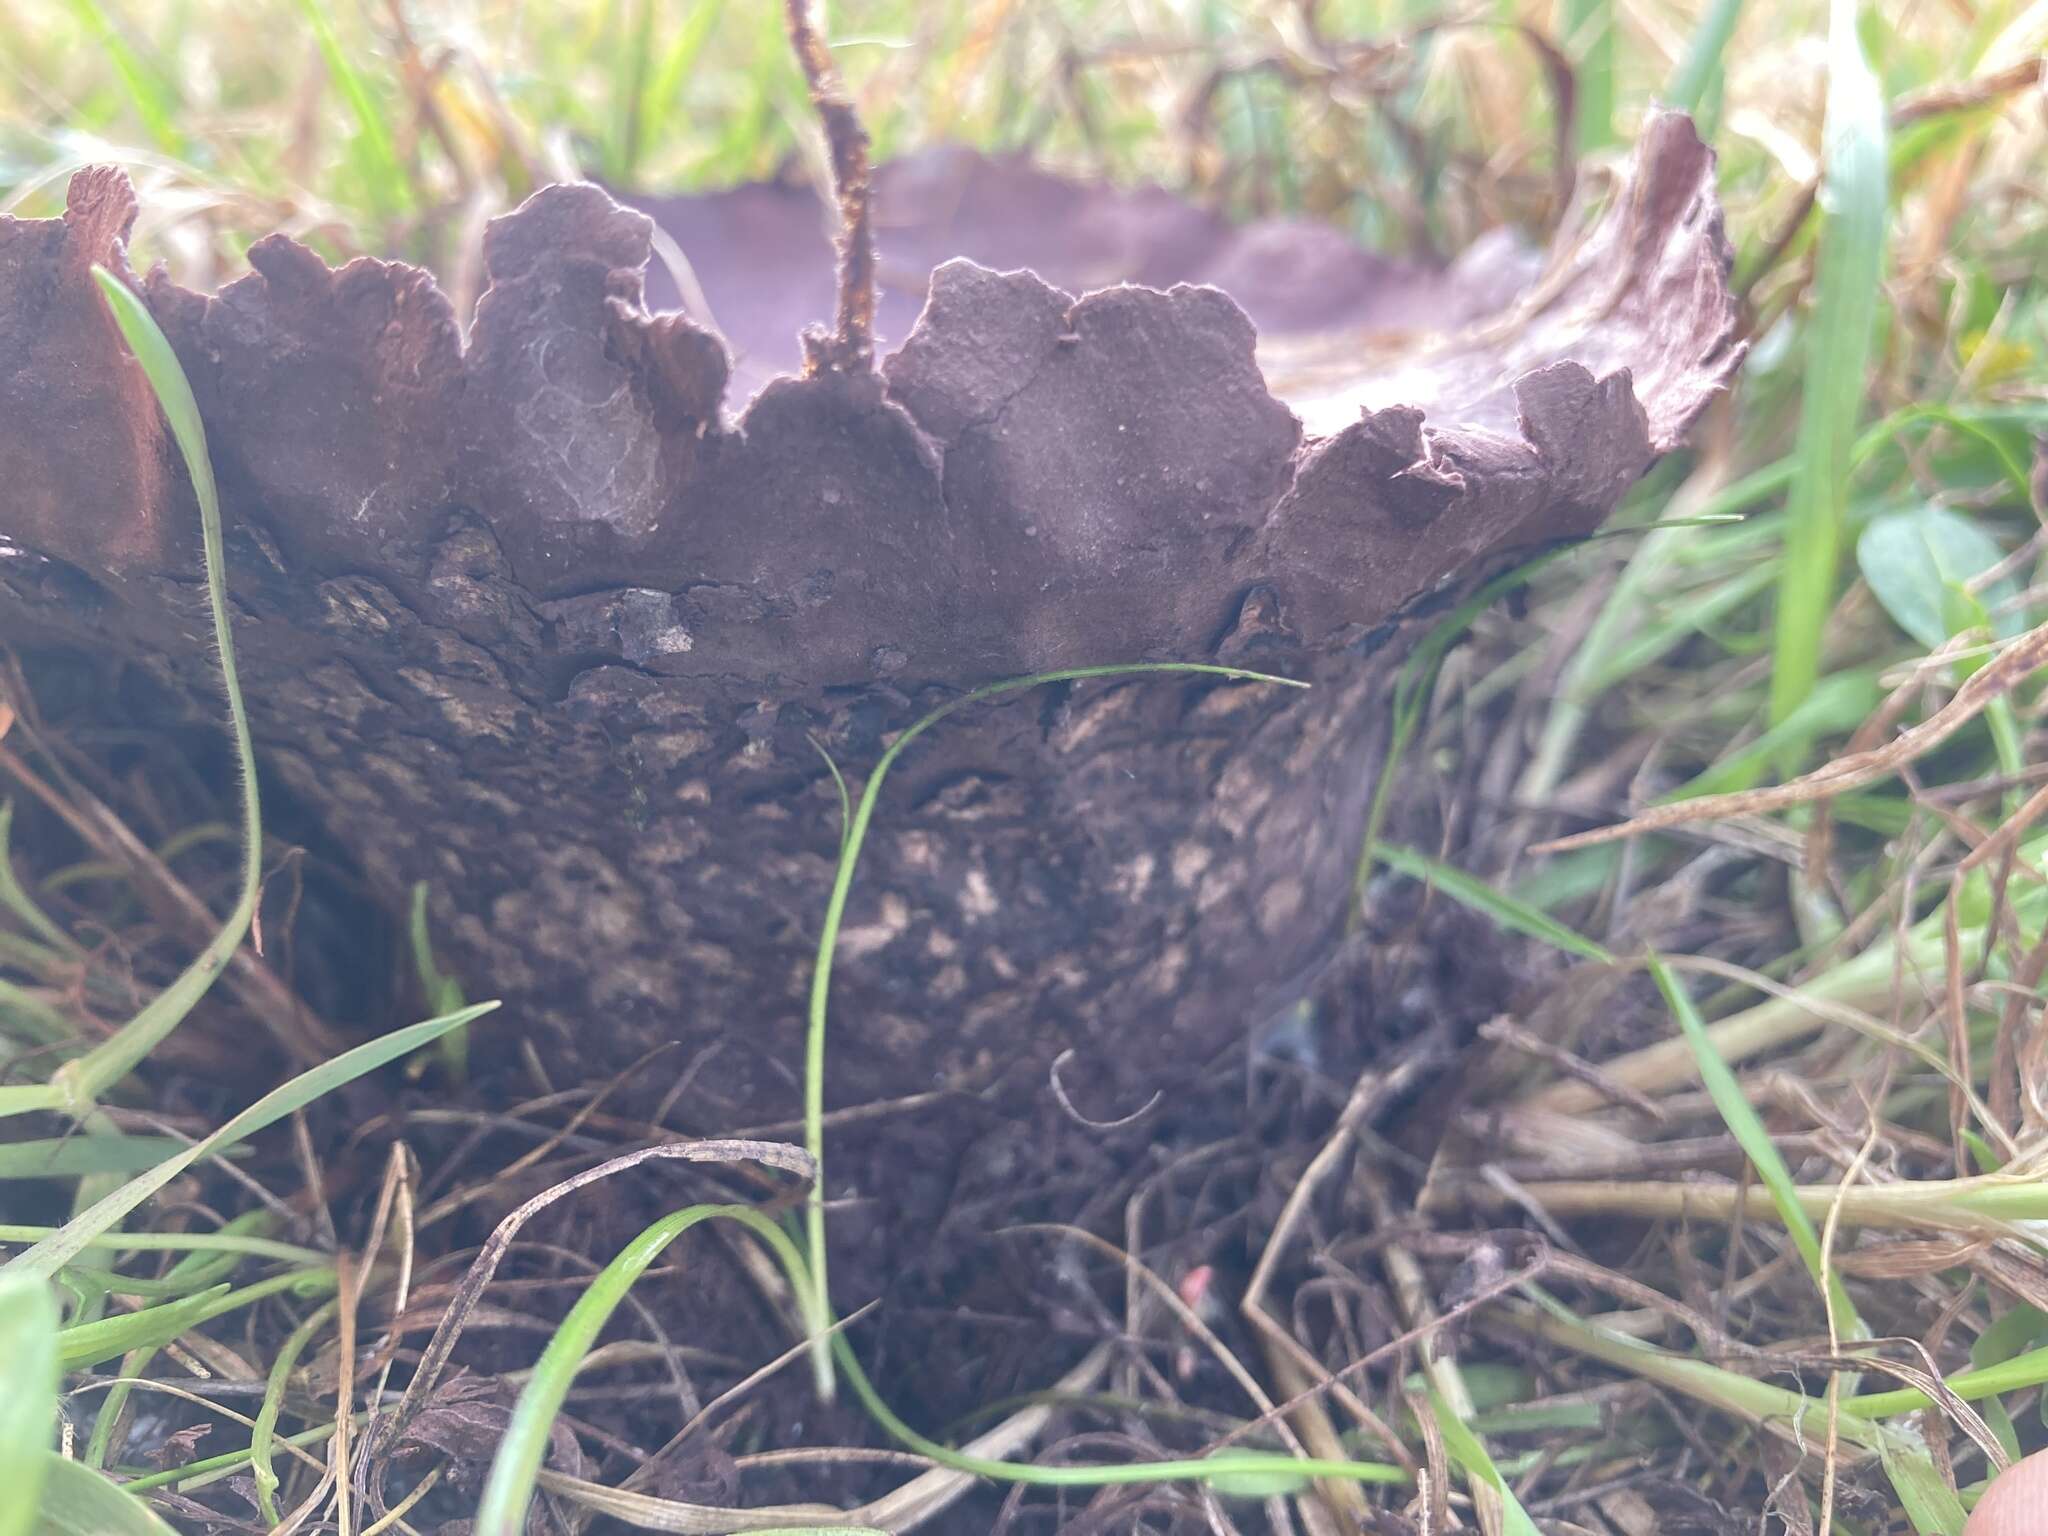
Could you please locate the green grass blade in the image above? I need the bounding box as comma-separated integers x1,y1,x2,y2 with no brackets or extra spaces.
409,883,468,1081
1847,1338,2048,1419
1647,952,1866,1339
56,1283,229,1369
409,884,465,1017
28,1453,177,1536
1878,1430,1968,1535
802,661,1306,1397
249,1297,341,1522
476,1201,742,1536
0,1226,323,1264
0,1136,222,1180
55,1269,335,1370
1510,1289,1905,1449
0,1274,59,1536
0,931,70,981
115,1413,368,1496
0,1084,66,1116
1,1001,497,1281
806,735,854,857
62,0,186,155
79,1211,279,1470
1967,1305,2047,1461
290,0,410,217
1767,0,1889,733
1428,1388,1542,1536
1573,559,1777,698
1562,0,1615,153
60,1262,218,1301
1372,844,1615,964
0,801,82,957
27,269,268,1120
1665,0,1745,116
642,0,726,160
0,978,75,1047
608,0,661,182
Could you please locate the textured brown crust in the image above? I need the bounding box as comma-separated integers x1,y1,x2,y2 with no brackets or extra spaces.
0,116,1741,1155
6,112,1739,689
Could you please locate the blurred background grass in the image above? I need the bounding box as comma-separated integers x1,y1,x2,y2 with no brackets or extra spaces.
2,2,2037,308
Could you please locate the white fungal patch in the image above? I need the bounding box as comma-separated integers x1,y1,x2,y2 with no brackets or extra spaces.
1258,877,1306,933
837,892,911,959
1111,852,1156,900
961,867,998,918
514,325,664,535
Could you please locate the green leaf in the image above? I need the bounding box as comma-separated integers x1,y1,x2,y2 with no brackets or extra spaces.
408,884,466,1018
1574,557,1777,697
77,1212,279,1473
0,1275,59,1536
1769,0,1889,733
1,1001,498,1281
839,1302,1409,1494
1960,1128,2003,1176
1857,504,2018,649
27,1454,176,1536
1648,953,1867,1340
605,0,662,182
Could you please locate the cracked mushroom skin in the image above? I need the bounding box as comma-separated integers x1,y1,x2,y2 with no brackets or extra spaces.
0,114,1741,1144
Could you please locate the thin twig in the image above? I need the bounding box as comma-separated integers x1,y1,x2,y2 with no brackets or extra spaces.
783,0,876,374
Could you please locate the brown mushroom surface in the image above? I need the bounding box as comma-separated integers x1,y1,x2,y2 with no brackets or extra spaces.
0,114,1740,1184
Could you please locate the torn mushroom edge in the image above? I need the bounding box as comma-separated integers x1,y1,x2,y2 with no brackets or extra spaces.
5,109,1745,679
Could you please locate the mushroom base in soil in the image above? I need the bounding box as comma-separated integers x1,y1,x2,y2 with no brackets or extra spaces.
0,113,1741,1303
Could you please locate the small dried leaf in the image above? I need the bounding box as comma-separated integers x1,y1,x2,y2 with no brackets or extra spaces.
141,1422,213,1471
